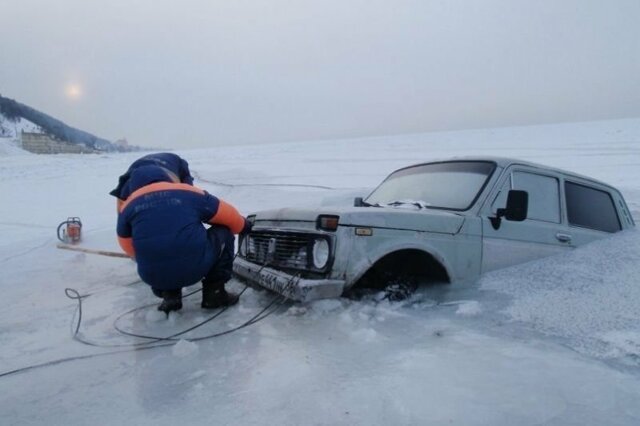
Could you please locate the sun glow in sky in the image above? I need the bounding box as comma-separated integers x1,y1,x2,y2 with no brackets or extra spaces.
64,83,82,100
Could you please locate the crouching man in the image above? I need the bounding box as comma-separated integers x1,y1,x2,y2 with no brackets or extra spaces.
116,164,250,314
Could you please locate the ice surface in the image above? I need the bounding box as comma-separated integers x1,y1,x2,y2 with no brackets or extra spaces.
1,118,640,425
455,300,483,317
172,340,199,357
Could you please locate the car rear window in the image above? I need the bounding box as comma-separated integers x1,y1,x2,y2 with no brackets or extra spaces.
565,182,621,233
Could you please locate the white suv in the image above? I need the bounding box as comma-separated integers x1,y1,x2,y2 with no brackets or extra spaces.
233,158,635,302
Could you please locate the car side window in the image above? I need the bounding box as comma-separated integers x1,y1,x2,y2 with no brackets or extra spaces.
565,182,621,233
491,171,561,223
512,171,561,223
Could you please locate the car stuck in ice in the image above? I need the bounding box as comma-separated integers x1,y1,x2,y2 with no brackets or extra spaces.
233,157,635,302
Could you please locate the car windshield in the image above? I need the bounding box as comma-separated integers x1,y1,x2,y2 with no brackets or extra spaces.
365,161,496,211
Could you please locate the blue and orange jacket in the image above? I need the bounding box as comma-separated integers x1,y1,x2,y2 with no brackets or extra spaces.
116,165,246,290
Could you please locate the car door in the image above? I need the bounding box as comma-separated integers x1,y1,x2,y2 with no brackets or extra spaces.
480,166,572,273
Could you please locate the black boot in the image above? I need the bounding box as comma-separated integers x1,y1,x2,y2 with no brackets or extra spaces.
201,281,239,309
157,289,183,315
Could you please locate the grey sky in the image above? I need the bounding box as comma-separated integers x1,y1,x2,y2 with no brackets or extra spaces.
1,0,639,148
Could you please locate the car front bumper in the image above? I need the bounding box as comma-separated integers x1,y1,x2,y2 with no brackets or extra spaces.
233,257,345,302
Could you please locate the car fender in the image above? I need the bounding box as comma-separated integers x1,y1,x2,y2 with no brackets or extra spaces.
344,235,454,287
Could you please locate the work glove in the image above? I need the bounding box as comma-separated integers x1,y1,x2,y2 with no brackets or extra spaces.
240,218,253,236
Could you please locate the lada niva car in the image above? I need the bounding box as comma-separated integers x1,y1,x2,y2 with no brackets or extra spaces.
233,158,635,302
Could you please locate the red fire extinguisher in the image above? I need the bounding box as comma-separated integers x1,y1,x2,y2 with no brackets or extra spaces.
57,217,82,244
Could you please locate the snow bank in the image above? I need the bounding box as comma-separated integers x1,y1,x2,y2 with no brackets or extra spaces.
481,230,640,362
0,138,29,156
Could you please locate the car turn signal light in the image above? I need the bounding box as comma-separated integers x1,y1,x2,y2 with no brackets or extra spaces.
317,215,339,231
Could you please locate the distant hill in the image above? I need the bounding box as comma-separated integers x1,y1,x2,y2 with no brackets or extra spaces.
0,94,118,151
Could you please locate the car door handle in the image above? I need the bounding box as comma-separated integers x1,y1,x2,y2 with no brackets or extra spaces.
556,233,572,243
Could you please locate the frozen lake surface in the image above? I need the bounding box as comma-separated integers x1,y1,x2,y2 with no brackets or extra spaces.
1,118,640,425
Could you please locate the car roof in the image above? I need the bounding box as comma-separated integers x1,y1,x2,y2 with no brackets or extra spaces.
402,156,617,191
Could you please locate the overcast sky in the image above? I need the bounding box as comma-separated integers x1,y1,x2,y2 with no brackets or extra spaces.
1,0,639,148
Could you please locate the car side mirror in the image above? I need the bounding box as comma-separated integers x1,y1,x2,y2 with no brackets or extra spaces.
354,197,365,207
490,190,528,230
503,190,528,221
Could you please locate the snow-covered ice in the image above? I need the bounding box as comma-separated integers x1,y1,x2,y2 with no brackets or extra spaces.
1,118,640,425
172,340,199,358
480,228,640,362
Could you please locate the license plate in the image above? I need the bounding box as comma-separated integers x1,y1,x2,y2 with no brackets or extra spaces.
257,271,299,299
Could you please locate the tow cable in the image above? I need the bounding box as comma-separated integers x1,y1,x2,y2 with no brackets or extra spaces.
0,268,297,378
65,284,284,348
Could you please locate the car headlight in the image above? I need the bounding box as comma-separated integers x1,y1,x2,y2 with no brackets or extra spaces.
312,238,330,269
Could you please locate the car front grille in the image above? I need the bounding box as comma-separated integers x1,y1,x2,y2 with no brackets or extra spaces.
242,230,329,273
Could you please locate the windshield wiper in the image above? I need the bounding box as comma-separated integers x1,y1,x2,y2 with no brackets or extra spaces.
385,200,432,209
356,198,382,207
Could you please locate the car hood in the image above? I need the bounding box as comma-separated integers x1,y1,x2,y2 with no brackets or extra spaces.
252,206,466,235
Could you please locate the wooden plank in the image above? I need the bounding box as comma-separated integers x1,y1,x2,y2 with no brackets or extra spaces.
56,243,131,259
